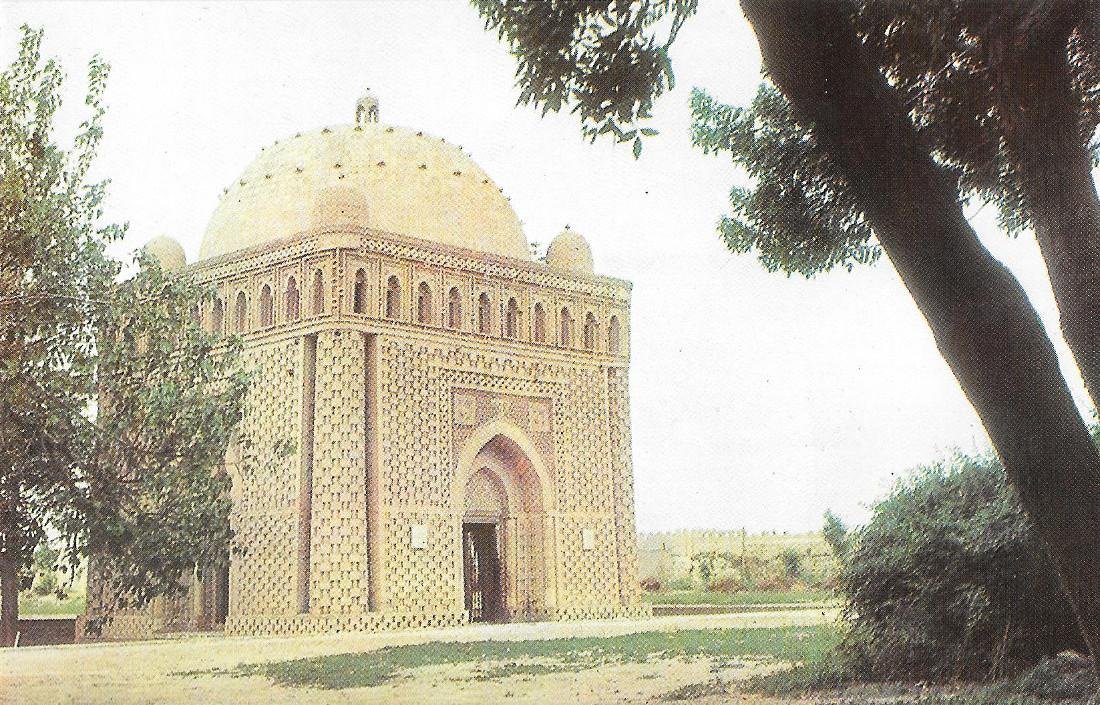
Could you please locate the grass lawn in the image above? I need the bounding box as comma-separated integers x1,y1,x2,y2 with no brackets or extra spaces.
18,592,85,616
219,623,839,690
641,589,834,605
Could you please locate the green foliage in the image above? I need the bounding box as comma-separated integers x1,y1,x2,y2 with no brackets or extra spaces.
690,550,737,585
780,547,802,579
0,26,251,631
639,530,838,590
471,0,697,157
472,1,881,272
0,25,120,599
80,256,251,619
822,510,850,560
681,547,829,593
474,2,1100,271
690,86,880,275
853,3,1100,237
18,590,85,616
28,543,62,597
837,453,1082,681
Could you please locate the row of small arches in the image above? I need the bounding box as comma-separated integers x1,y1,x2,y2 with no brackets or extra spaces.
204,271,323,333
203,269,623,355
370,274,621,353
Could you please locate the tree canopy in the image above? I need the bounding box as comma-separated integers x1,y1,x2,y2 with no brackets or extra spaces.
0,26,250,644
475,0,1100,679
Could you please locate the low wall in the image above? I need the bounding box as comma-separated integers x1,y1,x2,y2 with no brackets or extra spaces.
16,617,77,646
651,602,830,617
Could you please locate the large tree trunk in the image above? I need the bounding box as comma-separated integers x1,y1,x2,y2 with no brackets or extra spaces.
0,472,18,647
741,0,1100,675
984,3,1100,413
0,555,16,647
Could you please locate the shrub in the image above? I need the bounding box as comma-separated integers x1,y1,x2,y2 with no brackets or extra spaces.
639,576,661,592
822,510,849,560
780,547,803,579
708,575,747,593
690,551,738,586
838,452,1082,682
28,542,63,597
31,570,58,597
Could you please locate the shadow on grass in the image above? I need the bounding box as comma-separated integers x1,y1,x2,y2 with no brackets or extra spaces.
186,624,838,690
746,649,1099,705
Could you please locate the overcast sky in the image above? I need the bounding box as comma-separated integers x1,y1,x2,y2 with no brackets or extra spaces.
4,1,1091,533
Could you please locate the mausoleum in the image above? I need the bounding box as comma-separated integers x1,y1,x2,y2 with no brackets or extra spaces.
86,93,643,638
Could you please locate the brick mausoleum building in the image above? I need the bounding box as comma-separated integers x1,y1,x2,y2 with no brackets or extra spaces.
84,93,645,639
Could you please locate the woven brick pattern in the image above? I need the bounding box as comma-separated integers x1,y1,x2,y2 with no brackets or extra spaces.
83,226,649,640
231,339,302,616
608,367,642,606
309,330,368,613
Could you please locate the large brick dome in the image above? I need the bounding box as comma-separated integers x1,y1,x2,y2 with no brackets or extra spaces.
200,107,530,262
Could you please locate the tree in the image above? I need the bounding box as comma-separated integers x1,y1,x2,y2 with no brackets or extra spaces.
0,26,249,645
851,3,1100,413
77,257,251,633
29,543,61,598
839,454,1081,680
474,0,1100,677
822,510,849,561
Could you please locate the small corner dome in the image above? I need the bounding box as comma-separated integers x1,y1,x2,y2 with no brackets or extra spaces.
546,227,594,274
143,236,186,272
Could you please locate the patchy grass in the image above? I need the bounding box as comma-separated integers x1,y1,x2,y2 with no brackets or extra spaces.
18,592,86,616
746,653,856,696
469,662,572,681
659,678,729,701
220,624,838,690
747,649,1098,705
641,589,834,606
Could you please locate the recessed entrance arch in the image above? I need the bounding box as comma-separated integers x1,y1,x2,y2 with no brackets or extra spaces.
456,421,551,623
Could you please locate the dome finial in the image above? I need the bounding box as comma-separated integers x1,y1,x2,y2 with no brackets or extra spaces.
356,88,379,126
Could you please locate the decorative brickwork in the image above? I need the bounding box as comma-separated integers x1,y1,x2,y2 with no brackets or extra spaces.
231,339,302,618
86,110,645,640
309,330,368,613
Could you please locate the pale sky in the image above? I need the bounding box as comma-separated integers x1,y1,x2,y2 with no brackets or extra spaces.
4,1,1091,533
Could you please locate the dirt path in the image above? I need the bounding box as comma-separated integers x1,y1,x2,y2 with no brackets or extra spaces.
0,607,835,705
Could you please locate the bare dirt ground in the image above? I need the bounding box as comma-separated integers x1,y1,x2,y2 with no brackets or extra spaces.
0,607,835,705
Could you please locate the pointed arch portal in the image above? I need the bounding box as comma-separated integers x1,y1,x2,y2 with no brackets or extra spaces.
456,423,550,623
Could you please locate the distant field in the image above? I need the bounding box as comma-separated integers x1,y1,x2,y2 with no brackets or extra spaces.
637,530,837,585
19,593,86,617
641,589,834,606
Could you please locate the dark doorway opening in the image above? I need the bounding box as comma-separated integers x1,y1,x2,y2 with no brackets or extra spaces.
462,522,504,623
213,563,230,626
199,562,230,631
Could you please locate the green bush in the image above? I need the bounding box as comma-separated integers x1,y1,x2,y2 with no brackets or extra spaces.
28,542,66,598
31,569,58,597
690,551,738,586
780,547,803,579
838,453,1083,681
822,510,849,559
708,575,748,593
